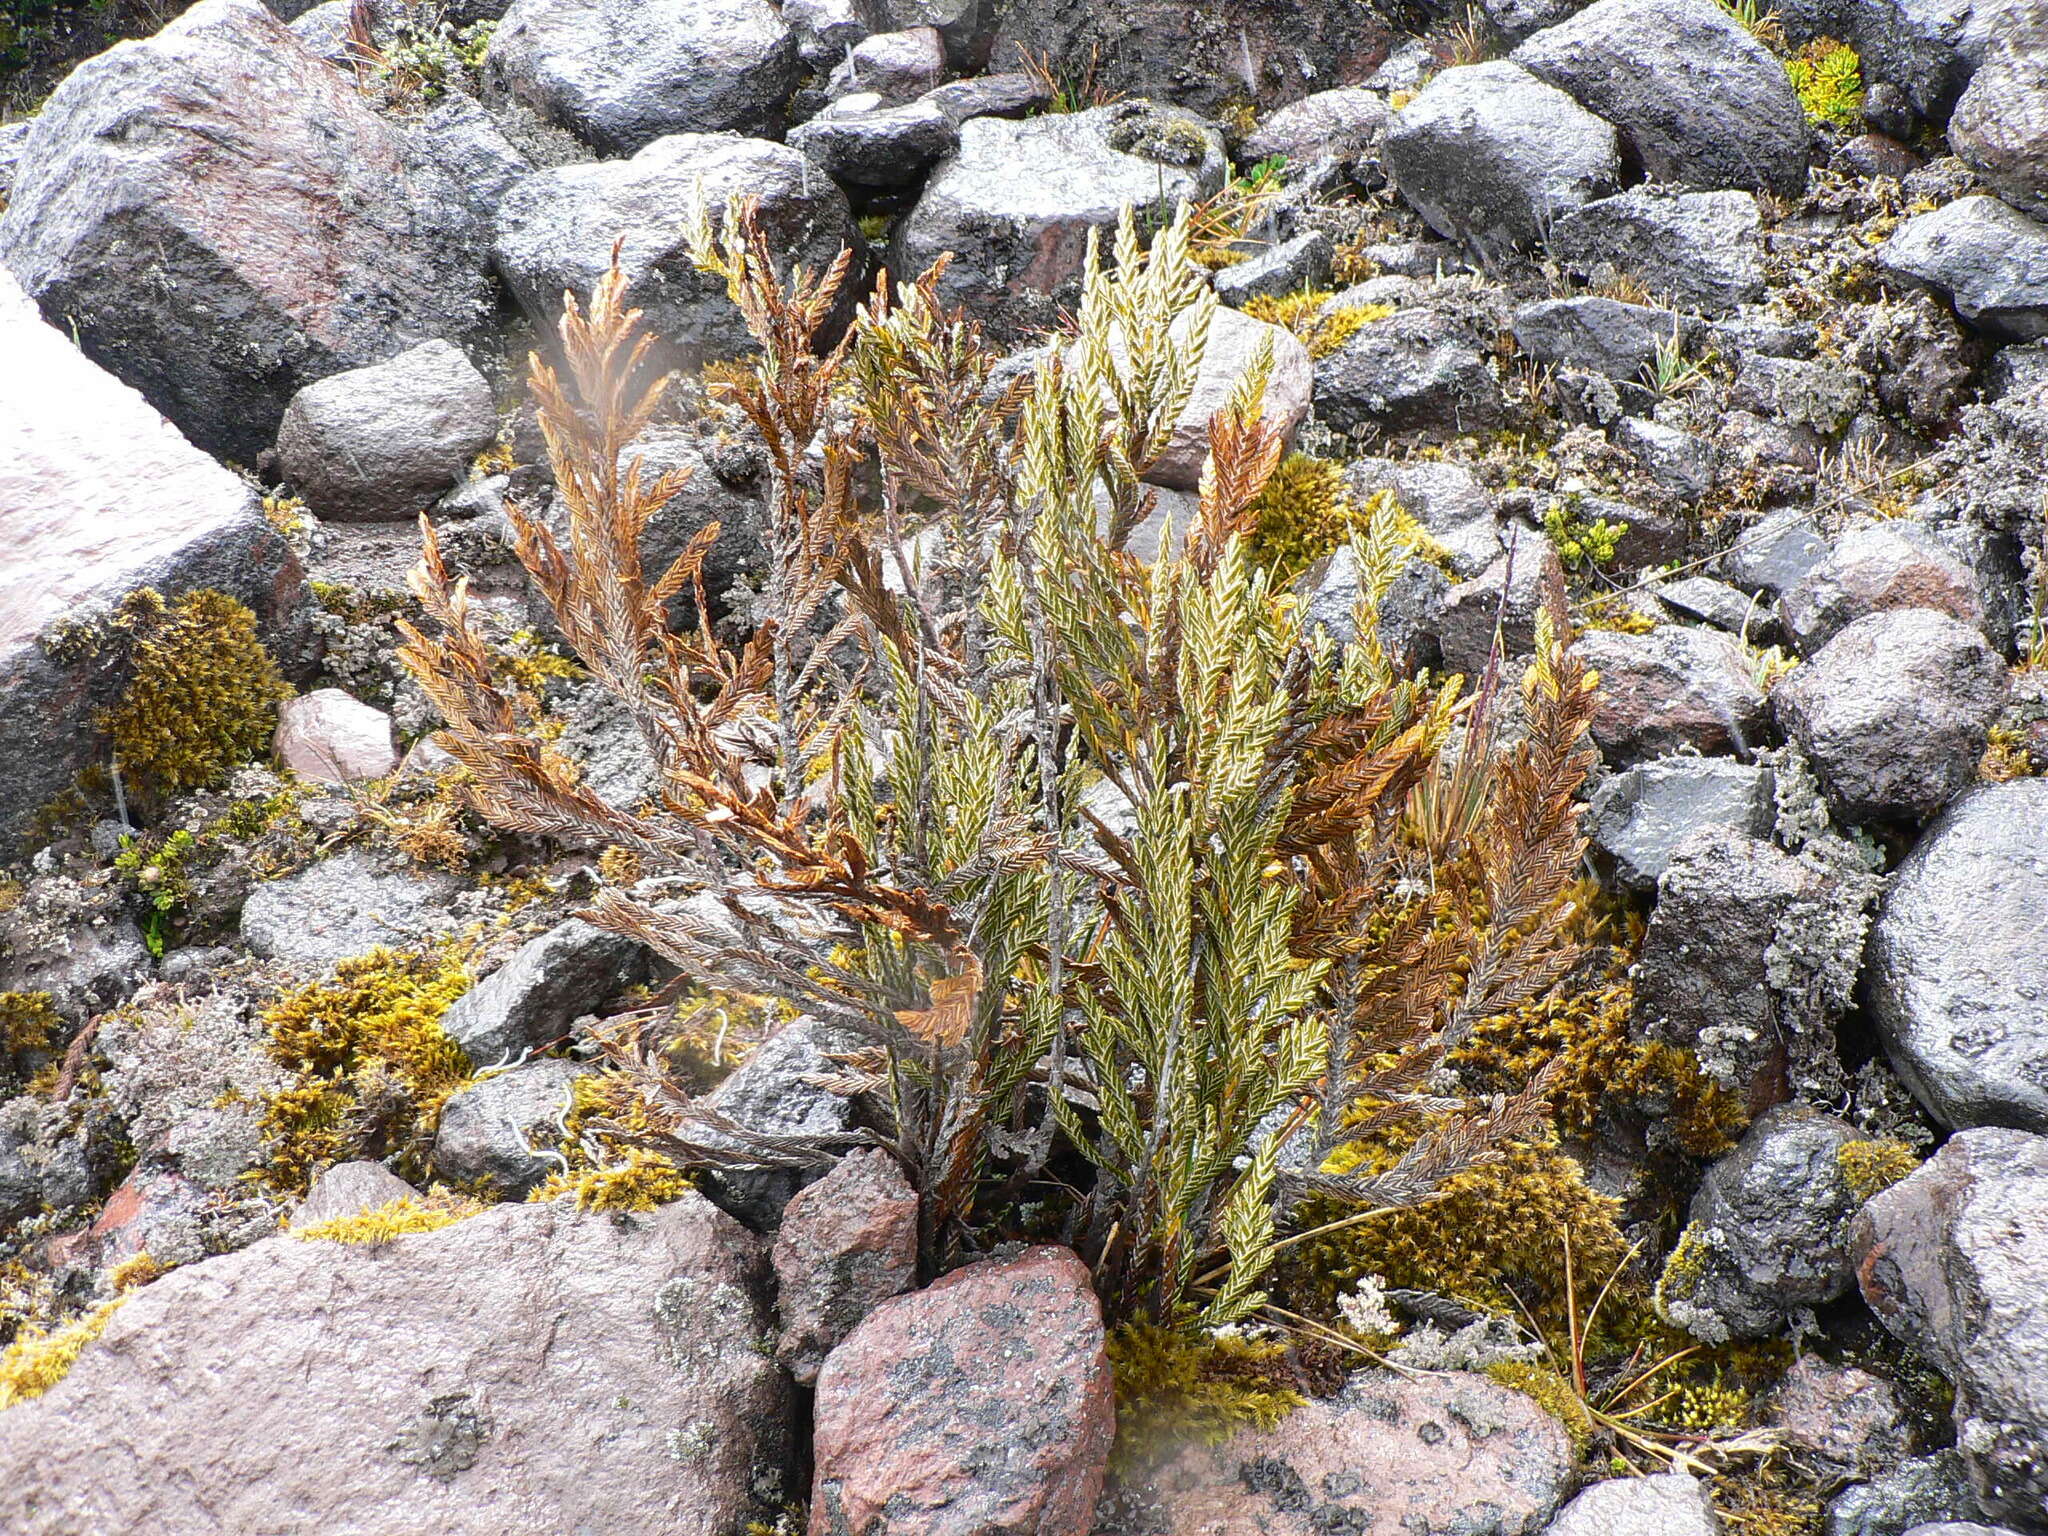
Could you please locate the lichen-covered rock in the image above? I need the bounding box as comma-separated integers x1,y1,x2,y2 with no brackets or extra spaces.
809,1245,1113,1536
1780,522,1988,655
1512,0,1810,196
273,688,399,785
272,341,498,524
1868,780,2048,1133
1313,307,1507,442
493,133,860,376
0,267,305,857
1136,1369,1573,1535
1512,296,1684,383
0,0,493,463
1656,1105,1868,1341
238,850,465,972
436,918,644,1067
893,101,1225,342
1878,196,2048,342
1241,87,1389,165
1851,1128,2048,1527
772,1148,918,1386
1544,1473,1721,1536
1548,187,1765,315
432,1057,589,1197
483,0,797,154
1826,1450,1988,1536
1950,19,2048,219
1587,753,1776,890
1771,609,2008,825
1578,625,1769,766
1382,60,1620,266
0,1196,790,1534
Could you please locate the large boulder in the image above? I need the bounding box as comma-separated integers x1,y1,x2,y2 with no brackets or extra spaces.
1878,196,2048,342
0,1196,789,1534
1382,60,1620,268
0,0,494,464
493,133,860,374
1513,0,1811,196
1142,306,1312,492
1852,1128,2048,1527
0,267,304,855
1845,0,2010,121
1134,1369,1574,1534
1548,187,1765,315
1771,609,2008,826
1780,521,1988,655
1949,17,2048,220
892,100,1225,342
238,850,466,972
483,0,798,155
810,1246,1114,1536
272,341,498,523
1867,779,2048,1133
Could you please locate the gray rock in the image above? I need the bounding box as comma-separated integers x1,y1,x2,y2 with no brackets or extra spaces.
1513,0,1810,196
0,120,27,200
0,1196,789,1535
1140,305,1312,492
0,0,493,464
1846,0,2007,121
238,850,465,972
274,688,399,784
1868,779,2048,1132
772,1147,918,1385
438,918,645,1066
1903,1527,2031,1536
1588,754,1776,889
493,132,859,374
917,71,1049,125
1513,296,1683,383
1949,17,2048,220
1294,545,1451,677
1723,507,1832,597
1852,1128,2048,1527
1657,1105,1867,1341
789,98,957,189
289,1160,420,1229
1731,353,1868,437
483,0,797,154
1544,1473,1721,1536
1772,609,2008,825
273,341,497,523
1346,456,1501,578
1878,195,2048,341
1436,537,1568,677
1579,625,1768,765
414,93,535,224
699,1017,863,1230
1828,1452,1987,1536
1616,416,1718,504
783,0,873,67
432,1057,588,1196
1212,231,1334,306
1241,87,1389,165
1780,521,1987,654
1383,60,1620,267
894,100,1224,342
1314,307,1507,441
1656,575,1771,635
1773,1358,1914,1484
1549,187,1766,315
826,25,944,104
0,268,306,855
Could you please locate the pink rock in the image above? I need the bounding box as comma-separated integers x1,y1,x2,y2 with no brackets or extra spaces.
275,687,398,783
810,1245,1114,1536
1135,1369,1574,1536
1144,307,1314,493
773,1148,919,1385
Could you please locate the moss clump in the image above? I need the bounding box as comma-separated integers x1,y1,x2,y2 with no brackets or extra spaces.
530,1147,693,1212
255,947,474,1194
1652,1220,1714,1324
1107,1322,1304,1471
96,588,292,810
1247,452,1357,577
0,991,59,1055
0,1301,123,1409
1543,499,1628,572
1241,288,1394,361
1485,1361,1594,1458
294,1192,483,1244
1787,40,1862,127
107,1252,168,1292
1837,1138,1919,1204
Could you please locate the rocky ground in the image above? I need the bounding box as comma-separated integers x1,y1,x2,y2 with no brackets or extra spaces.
2,0,2048,1532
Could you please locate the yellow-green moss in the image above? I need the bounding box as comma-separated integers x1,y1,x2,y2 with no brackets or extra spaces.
1653,1220,1713,1323
529,1147,693,1212
255,947,474,1194
1787,40,1862,127
1543,499,1628,572
294,1192,484,1244
0,992,59,1054
1241,289,1393,361
96,589,292,809
1248,453,1357,577
1485,1361,1595,1458
1837,1138,1919,1204
0,1300,123,1410
1106,1322,1304,1472
107,1252,168,1291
